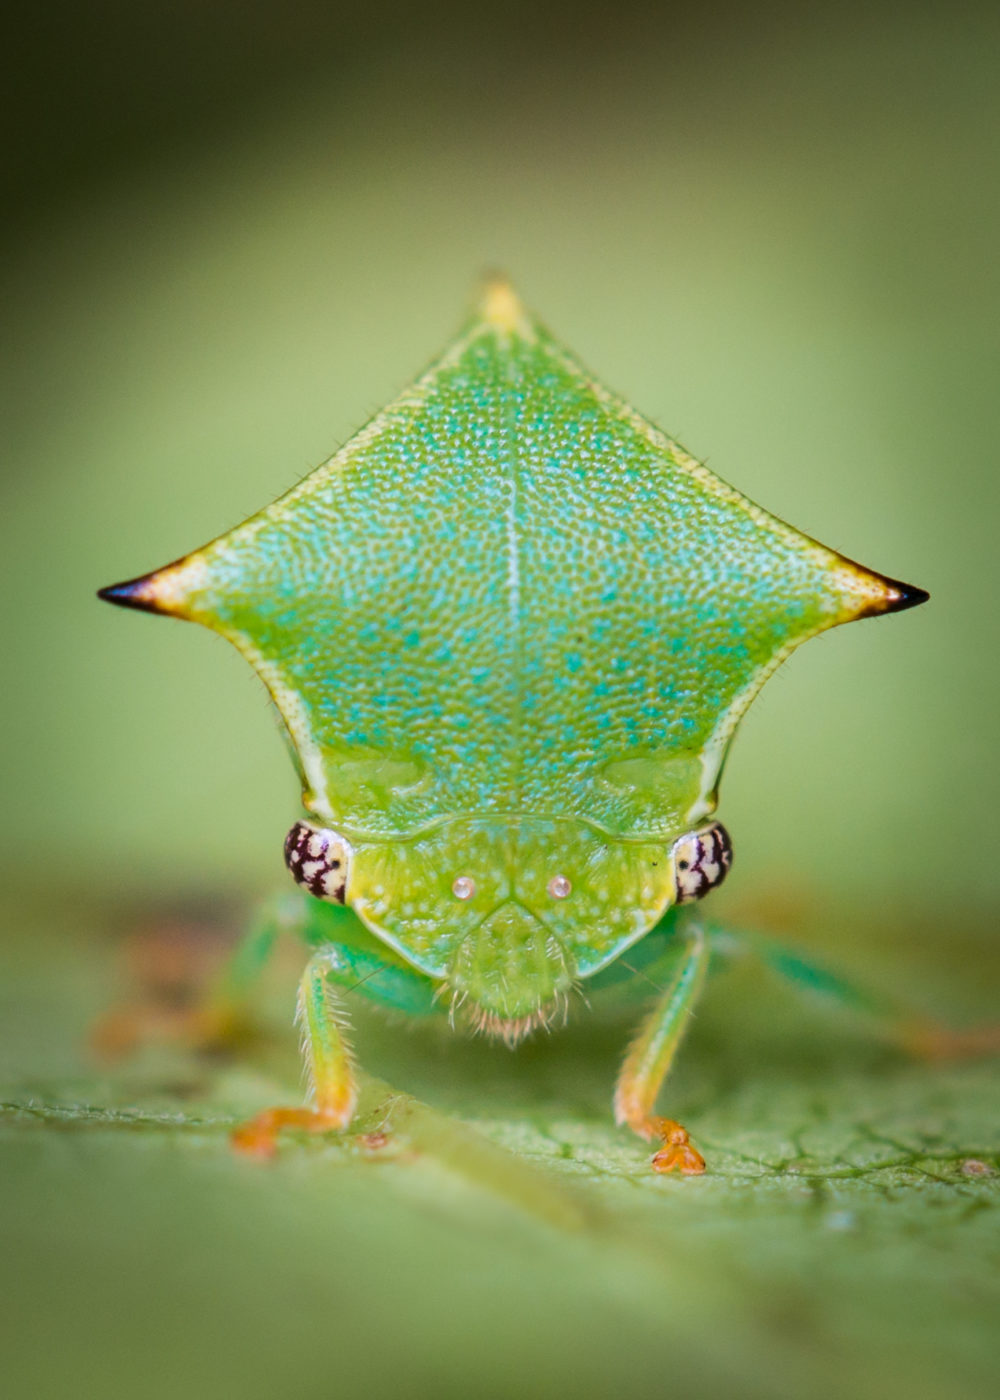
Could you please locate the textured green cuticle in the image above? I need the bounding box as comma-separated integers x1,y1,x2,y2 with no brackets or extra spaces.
100,279,920,1032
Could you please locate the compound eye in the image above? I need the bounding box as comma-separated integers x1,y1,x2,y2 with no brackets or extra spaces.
671,823,733,904
284,821,353,904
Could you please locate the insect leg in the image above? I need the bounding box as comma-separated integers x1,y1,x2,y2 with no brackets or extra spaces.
231,947,358,1157
714,926,1000,1060
203,895,440,1037
91,894,300,1057
613,917,711,1174
190,894,307,1043
230,936,439,1158
296,902,441,1017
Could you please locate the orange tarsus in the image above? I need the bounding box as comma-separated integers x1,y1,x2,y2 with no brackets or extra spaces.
90,1001,251,1059
231,1106,349,1159
900,1019,1000,1063
641,1116,707,1175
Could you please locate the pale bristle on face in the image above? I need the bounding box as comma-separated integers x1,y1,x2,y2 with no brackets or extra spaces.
464,995,568,1048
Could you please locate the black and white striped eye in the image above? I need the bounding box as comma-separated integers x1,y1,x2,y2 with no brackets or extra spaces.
283,821,353,903
671,823,733,904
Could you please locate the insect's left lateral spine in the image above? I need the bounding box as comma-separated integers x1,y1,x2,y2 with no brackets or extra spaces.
98,551,209,618
97,574,170,615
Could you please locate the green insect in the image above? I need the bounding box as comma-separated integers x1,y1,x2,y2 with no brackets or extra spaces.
100,278,931,1172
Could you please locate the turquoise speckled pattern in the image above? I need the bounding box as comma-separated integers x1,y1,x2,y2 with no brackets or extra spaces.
100,280,920,1013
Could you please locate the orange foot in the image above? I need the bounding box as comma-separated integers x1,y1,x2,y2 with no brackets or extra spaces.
91,1002,252,1059
901,1020,1000,1063
644,1117,706,1175
231,1107,348,1160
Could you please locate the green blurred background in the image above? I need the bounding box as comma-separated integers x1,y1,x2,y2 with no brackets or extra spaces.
2,4,998,1399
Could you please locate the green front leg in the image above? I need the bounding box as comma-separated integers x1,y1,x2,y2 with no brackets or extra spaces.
296,899,442,1018
196,895,295,1041
203,891,441,1026
231,902,441,1158
613,916,711,1174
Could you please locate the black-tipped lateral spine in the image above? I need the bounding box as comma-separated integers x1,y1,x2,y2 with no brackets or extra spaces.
850,566,931,620
883,579,930,614
97,575,163,614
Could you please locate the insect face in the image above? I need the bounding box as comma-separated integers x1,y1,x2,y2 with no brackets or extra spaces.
280,816,730,1039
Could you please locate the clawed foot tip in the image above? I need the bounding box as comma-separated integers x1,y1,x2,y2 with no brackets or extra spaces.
643,1117,706,1174
651,1145,707,1174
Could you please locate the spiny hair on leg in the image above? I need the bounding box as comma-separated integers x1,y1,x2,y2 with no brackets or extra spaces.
295,952,357,1106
